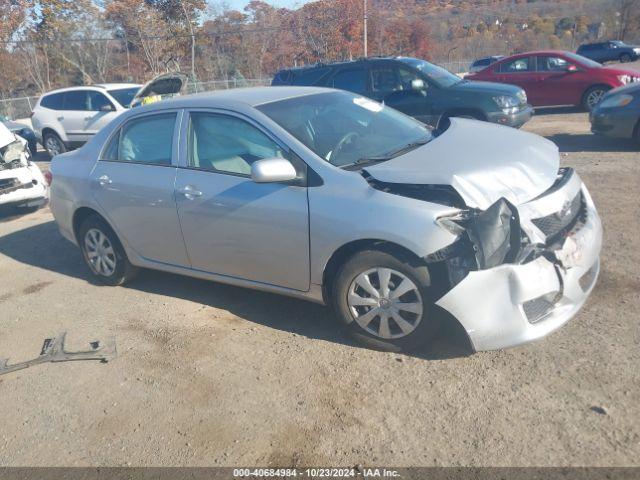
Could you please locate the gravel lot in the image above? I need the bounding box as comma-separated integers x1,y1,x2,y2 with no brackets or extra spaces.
0,68,639,467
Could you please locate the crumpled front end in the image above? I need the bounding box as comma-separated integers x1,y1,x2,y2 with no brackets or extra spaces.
0,132,49,209
431,168,602,351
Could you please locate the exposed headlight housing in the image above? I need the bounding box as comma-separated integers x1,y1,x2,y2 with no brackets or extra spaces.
599,93,634,108
618,74,640,85
493,95,520,114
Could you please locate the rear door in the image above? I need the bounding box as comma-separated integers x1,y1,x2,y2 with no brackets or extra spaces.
494,57,540,104
174,110,310,290
91,110,190,267
60,90,92,143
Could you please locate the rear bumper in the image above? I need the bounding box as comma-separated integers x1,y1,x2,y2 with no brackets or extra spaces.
487,104,534,128
436,174,602,351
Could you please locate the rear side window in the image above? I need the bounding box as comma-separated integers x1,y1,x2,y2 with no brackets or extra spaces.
102,113,176,165
63,90,89,111
332,68,368,95
499,58,530,73
40,93,64,110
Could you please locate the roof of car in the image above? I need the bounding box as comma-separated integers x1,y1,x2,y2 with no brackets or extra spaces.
41,83,140,96
94,83,142,90
276,56,417,73
498,50,572,59
133,86,336,112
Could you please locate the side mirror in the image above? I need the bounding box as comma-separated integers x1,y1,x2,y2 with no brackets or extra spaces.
411,78,426,90
100,104,115,112
251,158,297,183
566,64,578,73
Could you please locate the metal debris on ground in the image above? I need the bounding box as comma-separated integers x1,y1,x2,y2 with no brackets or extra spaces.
0,332,116,376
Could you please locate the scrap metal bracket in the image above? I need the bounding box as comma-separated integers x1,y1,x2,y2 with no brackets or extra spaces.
0,332,116,376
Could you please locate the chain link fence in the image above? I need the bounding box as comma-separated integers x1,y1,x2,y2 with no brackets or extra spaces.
0,96,40,121
0,62,475,122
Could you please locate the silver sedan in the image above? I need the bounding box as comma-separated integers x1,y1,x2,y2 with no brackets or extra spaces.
50,87,602,352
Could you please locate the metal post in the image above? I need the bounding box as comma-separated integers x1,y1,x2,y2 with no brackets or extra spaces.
363,0,368,58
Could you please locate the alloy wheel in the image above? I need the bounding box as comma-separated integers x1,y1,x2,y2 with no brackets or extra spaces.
45,136,62,156
84,228,117,277
587,89,606,109
347,267,424,339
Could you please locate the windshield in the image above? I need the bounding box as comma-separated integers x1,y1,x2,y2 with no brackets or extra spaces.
564,52,602,68
257,91,432,168
107,87,140,108
398,58,461,88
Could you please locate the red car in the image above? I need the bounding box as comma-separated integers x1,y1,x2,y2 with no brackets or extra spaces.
467,50,640,110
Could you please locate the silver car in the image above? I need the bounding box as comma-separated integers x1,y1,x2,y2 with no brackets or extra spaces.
50,87,602,352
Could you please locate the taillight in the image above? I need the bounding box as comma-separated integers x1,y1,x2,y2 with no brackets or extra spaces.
44,170,52,186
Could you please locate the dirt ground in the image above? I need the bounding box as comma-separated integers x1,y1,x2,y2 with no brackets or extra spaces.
1,75,639,467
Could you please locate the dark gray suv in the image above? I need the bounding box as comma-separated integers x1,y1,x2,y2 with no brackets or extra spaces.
272,56,534,128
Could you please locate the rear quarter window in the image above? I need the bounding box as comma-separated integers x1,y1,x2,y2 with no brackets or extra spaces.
291,67,331,86
40,93,64,110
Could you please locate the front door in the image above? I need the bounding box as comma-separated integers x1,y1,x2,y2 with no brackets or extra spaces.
91,111,190,267
84,91,120,136
494,57,540,104
175,111,310,291
369,64,435,125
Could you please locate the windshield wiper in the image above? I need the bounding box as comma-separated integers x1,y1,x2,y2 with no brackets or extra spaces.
340,138,431,170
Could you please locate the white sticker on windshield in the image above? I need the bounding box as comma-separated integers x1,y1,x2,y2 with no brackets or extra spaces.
353,97,383,112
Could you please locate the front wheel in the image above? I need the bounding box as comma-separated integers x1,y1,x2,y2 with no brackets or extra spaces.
332,250,440,352
582,86,610,111
78,215,138,286
620,53,632,63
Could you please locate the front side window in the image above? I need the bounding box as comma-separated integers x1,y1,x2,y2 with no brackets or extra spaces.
397,58,460,88
188,113,285,176
536,56,569,72
332,68,368,95
371,66,400,93
102,113,176,165
87,91,114,111
500,58,530,73
257,91,432,168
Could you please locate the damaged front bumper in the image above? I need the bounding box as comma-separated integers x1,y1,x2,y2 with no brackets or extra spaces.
434,169,602,351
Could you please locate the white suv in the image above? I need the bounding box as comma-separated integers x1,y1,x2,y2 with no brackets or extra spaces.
31,83,140,156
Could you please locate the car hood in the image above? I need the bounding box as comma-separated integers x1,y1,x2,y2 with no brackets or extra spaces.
2,120,28,132
363,118,559,210
0,123,16,149
600,65,640,76
450,79,523,96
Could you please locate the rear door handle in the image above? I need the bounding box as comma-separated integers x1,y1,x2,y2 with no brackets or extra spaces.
98,175,112,186
178,185,202,200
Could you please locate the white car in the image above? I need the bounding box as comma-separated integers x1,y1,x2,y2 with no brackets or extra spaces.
0,123,48,210
31,83,141,156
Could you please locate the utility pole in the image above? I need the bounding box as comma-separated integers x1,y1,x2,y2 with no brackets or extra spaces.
363,0,368,57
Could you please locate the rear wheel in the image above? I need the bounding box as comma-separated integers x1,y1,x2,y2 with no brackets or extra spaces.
43,132,66,157
332,250,440,352
582,86,610,111
78,215,138,286
620,53,632,63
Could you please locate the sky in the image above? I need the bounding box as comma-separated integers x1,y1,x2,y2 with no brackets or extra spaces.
223,0,313,11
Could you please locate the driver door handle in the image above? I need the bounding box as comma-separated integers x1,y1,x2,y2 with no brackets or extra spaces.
178,185,202,200
98,175,112,186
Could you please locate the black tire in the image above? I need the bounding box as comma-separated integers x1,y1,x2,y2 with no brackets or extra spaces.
582,86,610,111
78,215,138,286
620,53,632,63
43,131,66,157
332,249,441,352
